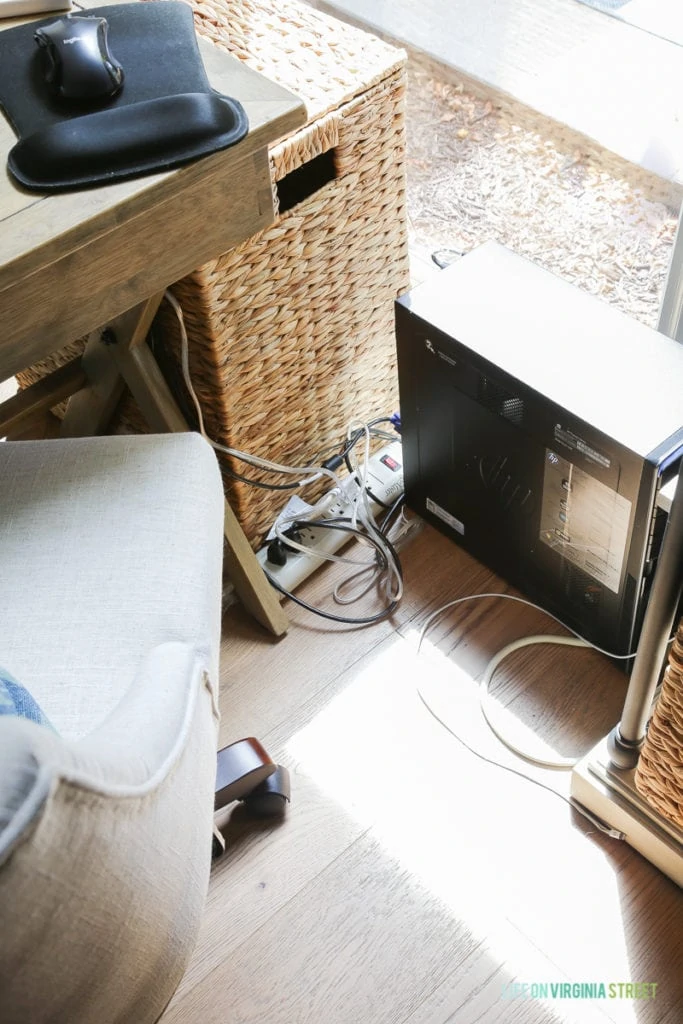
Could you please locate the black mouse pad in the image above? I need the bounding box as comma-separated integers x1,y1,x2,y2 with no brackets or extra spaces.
0,1,249,191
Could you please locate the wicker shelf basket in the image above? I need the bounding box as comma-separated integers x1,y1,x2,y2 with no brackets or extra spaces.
19,0,410,547
634,618,683,828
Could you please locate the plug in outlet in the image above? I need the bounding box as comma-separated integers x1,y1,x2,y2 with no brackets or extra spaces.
257,440,404,594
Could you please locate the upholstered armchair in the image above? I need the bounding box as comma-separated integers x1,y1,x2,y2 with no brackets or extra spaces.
0,432,224,1023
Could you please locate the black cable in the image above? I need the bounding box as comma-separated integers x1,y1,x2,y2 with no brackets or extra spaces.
284,518,389,564
367,516,404,587
265,572,398,625
341,417,397,466
225,413,404,622
319,515,405,606
318,517,403,584
380,493,406,534
221,465,303,491
365,487,392,510
323,418,395,464
264,518,400,624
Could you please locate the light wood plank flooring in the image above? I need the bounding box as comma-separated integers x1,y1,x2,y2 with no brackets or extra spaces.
161,521,683,1024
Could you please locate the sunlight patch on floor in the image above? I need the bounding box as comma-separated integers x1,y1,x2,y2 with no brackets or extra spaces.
286,632,637,1022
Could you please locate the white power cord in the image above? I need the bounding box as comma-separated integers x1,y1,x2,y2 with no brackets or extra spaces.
166,290,347,493
332,511,416,605
416,680,625,840
415,592,653,838
267,422,403,602
417,592,644,664
420,595,673,773
342,419,403,604
270,465,404,602
166,290,403,605
479,634,591,769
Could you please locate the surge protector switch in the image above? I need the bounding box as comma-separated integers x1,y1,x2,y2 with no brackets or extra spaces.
257,440,404,594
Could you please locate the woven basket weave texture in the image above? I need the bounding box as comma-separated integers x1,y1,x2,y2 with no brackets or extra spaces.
18,0,410,548
634,618,683,828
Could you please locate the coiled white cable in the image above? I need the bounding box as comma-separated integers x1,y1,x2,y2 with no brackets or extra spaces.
479,634,591,769
417,592,646,772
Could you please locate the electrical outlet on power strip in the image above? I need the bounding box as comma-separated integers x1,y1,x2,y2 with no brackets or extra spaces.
256,440,404,594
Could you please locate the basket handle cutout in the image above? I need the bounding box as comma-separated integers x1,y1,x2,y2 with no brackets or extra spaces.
275,148,337,214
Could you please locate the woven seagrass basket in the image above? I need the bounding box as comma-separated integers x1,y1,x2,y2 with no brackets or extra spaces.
19,0,410,547
634,618,683,828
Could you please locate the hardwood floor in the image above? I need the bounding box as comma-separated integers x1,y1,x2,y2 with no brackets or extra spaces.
162,522,683,1024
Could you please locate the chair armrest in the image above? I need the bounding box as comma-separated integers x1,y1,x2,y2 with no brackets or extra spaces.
73,641,220,794
0,641,219,1024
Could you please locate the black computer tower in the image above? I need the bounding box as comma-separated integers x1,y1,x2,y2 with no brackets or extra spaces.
395,242,683,657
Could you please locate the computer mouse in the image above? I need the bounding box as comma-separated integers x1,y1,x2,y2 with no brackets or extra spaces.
34,15,124,102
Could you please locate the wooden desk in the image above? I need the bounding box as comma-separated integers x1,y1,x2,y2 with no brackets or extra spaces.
0,7,307,635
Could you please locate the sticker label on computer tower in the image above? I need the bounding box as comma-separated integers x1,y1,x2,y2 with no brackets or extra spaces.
553,424,611,469
540,451,630,594
426,498,465,535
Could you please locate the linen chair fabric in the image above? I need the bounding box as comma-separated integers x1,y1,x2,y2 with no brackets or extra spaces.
0,432,225,1023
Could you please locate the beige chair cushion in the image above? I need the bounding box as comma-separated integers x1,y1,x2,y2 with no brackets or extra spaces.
0,433,225,1023
0,432,224,740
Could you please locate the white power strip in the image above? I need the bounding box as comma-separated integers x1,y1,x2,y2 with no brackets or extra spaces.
256,440,404,594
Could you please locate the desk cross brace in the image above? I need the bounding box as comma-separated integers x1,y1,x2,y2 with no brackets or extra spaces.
0,295,288,638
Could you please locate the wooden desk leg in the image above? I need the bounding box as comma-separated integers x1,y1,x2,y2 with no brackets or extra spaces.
59,332,128,437
106,298,289,638
60,296,163,437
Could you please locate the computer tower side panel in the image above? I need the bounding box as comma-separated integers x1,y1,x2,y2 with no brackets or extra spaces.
395,301,662,657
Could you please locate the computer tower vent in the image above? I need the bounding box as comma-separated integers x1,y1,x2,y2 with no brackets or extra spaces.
563,563,603,613
477,375,524,426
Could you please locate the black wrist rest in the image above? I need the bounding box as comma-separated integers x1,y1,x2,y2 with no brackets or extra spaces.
9,91,248,193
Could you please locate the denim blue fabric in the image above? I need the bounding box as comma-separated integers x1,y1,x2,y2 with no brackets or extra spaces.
0,668,54,729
